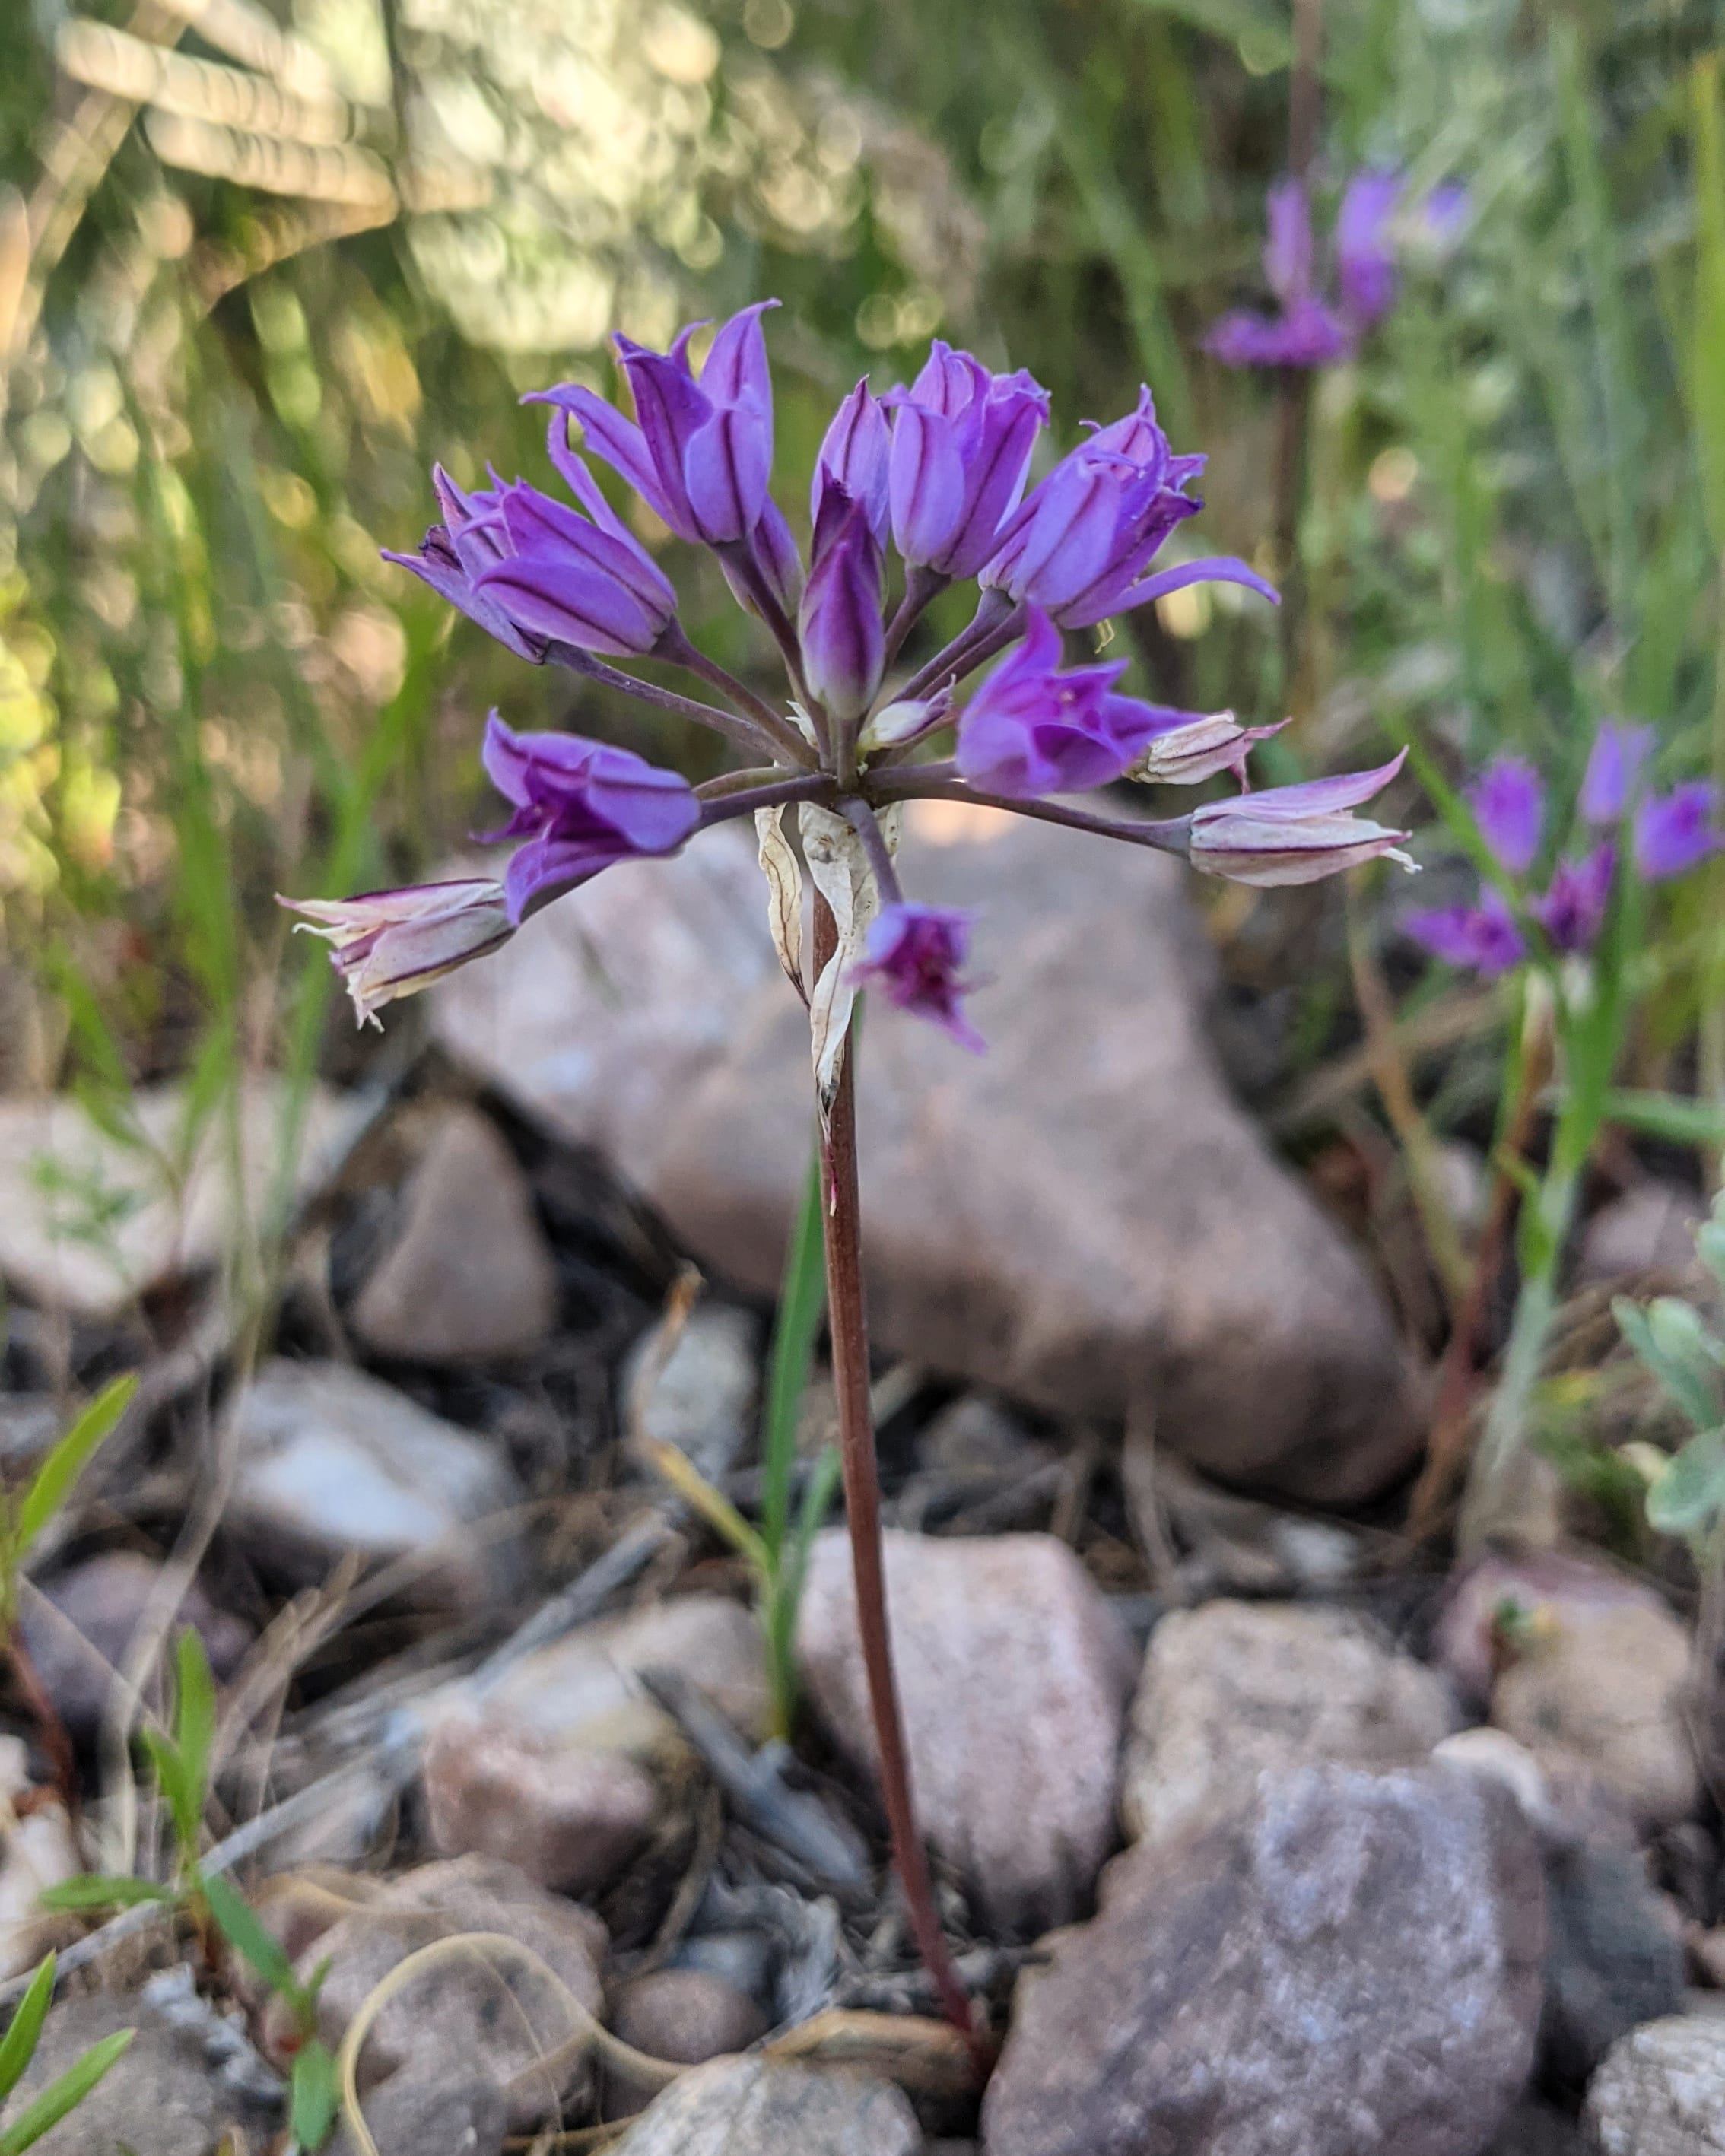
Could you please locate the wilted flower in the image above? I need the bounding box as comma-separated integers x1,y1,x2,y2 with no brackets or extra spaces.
480,715,701,920
1127,710,1288,788
1186,754,1415,886
885,343,1050,579
1635,781,1723,881
853,903,983,1051
281,879,513,1027
980,387,1275,628
953,608,1175,798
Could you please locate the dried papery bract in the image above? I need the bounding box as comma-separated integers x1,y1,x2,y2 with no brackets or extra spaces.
288,299,1416,2041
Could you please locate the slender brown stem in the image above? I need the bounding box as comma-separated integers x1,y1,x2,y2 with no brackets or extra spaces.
546,641,803,767
697,773,835,827
868,770,1192,856
656,623,813,769
812,901,979,2056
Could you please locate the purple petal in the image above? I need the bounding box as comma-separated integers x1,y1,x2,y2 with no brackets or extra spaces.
1468,757,1544,875
1579,723,1655,825
1533,843,1615,954
1105,554,1280,624
888,403,967,567
681,399,772,546
1634,782,1723,881
1263,177,1316,303
853,901,985,1051
1227,749,1409,820
1336,168,1402,327
527,385,681,535
798,494,885,721
1206,298,1354,370
812,378,891,544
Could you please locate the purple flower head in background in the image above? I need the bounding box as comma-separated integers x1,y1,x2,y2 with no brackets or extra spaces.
1334,169,1401,329
1635,782,1724,881
980,386,1276,628
953,608,1178,798
1533,844,1615,956
480,715,701,922
1468,757,1544,875
1404,887,1526,976
853,904,984,1052
535,301,778,550
1580,722,1654,824
885,342,1050,580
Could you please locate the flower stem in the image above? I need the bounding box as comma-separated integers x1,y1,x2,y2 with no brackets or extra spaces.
812,900,979,2056
839,795,904,908
894,590,1018,707
546,641,808,767
698,773,835,827
869,771,1191,856
884,565,949,666
656,623,814,769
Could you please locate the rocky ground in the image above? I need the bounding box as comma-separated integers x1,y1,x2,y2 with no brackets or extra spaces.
1,816,1722,2155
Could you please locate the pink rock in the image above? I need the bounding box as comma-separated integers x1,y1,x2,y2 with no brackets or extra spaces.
1434,1549,1675,1712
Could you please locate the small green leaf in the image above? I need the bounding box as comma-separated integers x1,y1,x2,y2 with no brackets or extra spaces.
200,1873,297,2005
171,1630,216,1829
37,1876,172,1913
0,2027,133,2154
0,1959,55,2107
1598,1088,1725,1151
136,1729,194,1864
1647,1428,1725,1538
14,1376,136,1559
289,2039,339,2150
1615,1296,1723,1433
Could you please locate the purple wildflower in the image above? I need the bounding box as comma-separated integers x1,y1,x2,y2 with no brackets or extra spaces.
1207,177,1353,371
470,468,678,663
1634,782,1724,882
1533,843,1615,955
799,491,885,721
383,466,547,662
480,715,700,922
953,608,1171,798
980,386,1276,628
281,878,513,1027
885,343,1050,579
1335,169,1401,329
1468,758,1544,875
1579,723,1655,824
853,903,984,1051
812,379,891,549
1187,753,1415,885
1404,887,1526,976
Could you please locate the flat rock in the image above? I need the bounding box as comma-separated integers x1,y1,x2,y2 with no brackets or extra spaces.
227,1359,526,1612
433,812,1423,1502
1584,2014,1725,2154
351,1105,558,1363
796,1528,1135,1932
0,1079,364,1317
1539,1837,1685,2087
1121,1599,1458,1848
983,1761,1547,2156
610,2056,920,2156
21,1551,253,1740
280,1853,607,2130
624,1302,760,1484
1490,1599,1699,1828
424,1705,659,1893
605,1969,769,2118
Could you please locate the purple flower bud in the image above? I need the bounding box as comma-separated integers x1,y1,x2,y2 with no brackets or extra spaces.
1206,297,1354,370
1336,169,1402,329
798,491,885,722
1186,753,1415,886
885,343,1050,579
1468,757,1544,875
953,608,1169,798
812,379,891,548
981,387,1277,628
1634,781,1724,881
280,878,513,1027
383,466,546,662
470,449,678,658
1533,843,1615,954
1579,722,1655,824
1403,887,1526,976
531,301,779,548
1263,177,1317,303
1127,710,1288,787
480,713,700,922
853,902,984,1051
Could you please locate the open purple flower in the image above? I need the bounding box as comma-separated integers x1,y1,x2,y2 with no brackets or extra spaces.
1335,169,1401,329
953,608,1173,798
1469,757,1544,875
281,878,513,1027
1533,843,1615,955
1404,887,1526,976
481,715,700,922
885,344,1050,580
1208,178,1353,371
1580,723,1655,824
1635,782,1724,881
853,903,984,1051
383,466,548,662
980,387,1276,629
1186,754,1415,886
535,302,780,551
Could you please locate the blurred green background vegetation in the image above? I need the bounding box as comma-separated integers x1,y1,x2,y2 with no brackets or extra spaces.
2,0,1723,1181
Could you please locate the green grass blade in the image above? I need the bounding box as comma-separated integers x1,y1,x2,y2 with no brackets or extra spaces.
760,1143,828,1567
200,1872,298,2004
36,1876,172,1913
289,2038,340,2150
0,1959,55,2107
168,1631,216,1858
0,2028,132,2154
13,1375,136,1559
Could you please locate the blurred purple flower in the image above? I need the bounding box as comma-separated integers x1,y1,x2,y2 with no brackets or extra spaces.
1579,723,1655,824
1421,182,1470,252
1335,169,1401,329
1404,887,1526,976
953,608,1171,798
1187,752,1415,885
383,466,547,662
853,903,984,1050
534,302,779,550
481,714,701,922
885,343,1050,579
281,878,513,1027
799,491,885,721
1634,782,1724,881
980,386,1276,628
1469,757,1544,874
1533,843,1615,955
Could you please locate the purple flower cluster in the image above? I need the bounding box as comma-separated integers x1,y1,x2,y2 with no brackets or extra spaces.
292,302,1418,1046
1208,171,1464,371
1404,725,1720,977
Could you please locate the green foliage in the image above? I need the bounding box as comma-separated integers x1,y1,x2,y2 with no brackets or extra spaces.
0,1954,133,2155
0,1375,135,1634
1615,1195,1725,1560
